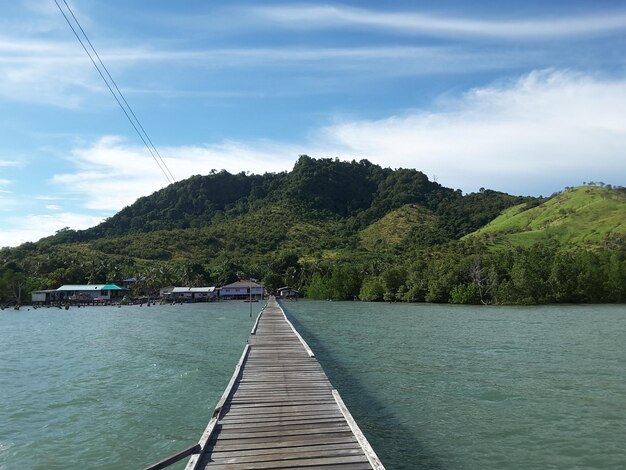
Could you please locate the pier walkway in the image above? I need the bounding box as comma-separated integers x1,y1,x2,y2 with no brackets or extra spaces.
185,297,384,470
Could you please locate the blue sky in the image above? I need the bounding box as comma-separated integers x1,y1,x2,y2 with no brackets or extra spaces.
1,0,625,247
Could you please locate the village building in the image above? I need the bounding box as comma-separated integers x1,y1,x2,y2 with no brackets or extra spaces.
30,289,58,304
219,280,265,300
276,286,301,299
159,286,176,298
119,276,153,297
31,284,128,304
166,286,216,302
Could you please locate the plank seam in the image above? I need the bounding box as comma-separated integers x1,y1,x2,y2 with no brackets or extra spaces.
276,300,315,357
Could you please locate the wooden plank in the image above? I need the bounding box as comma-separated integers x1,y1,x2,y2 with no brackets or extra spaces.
210,448,370,465
219,404,340,416
333,390,385,470
226,400,338,409
218,418,348,432
209,442,360,459
202,454,369,470
187,297,383,470
288,465,372,470
214,425,353,440
219,414,344,426
206,433,359,453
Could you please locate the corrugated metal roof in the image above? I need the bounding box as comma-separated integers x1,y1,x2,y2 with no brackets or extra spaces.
171,286,215,293
277,286,299,292
56,284,127,291
221,280,264,289
189,287,215,293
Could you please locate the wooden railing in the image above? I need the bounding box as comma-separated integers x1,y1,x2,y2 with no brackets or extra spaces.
143,443,201,470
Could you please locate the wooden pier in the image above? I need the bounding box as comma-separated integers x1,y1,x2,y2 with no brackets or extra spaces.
185,297,384,470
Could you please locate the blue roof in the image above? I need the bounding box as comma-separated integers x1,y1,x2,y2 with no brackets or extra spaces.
57,284,128,291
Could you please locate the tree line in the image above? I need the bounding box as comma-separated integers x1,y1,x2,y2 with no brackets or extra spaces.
303,242,626,305
2,157,624,306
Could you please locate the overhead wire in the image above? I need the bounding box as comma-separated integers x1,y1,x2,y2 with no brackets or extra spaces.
60,0,176,184
54,0,176,185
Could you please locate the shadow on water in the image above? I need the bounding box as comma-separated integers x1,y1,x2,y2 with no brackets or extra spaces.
283,303,446,470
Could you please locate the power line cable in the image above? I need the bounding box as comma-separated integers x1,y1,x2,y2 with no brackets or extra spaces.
54,0,175,185
54,0,173,184
60,0,176,183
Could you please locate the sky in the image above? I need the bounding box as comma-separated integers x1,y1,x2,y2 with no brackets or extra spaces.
1,0,625,247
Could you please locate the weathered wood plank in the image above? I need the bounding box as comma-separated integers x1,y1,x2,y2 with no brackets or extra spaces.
186,297,383,470
210,448,370,465
214,425,353,440
207,433,359,452
218,418,349,432
220,404,340,415
209,442,360,459
219,414,344,426
201,454,369,470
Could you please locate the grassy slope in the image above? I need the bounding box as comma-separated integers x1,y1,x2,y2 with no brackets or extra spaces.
359,204,439,250
469,186,626,247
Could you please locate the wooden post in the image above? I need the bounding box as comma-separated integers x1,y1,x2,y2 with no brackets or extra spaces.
249,277,252,317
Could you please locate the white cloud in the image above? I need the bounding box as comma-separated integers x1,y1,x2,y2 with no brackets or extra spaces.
0,212,105,248
0,159,20,167
50,69,626,206
0,35,547,107
0,194,18,212
51,136,299,211
7,0,94,35
45,204,60,210
0,37,102,107
176,46,544,77
254,5,626,39
315,70,626,193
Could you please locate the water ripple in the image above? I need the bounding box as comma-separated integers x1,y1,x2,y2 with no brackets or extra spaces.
0,303,254,469
286,301,626,470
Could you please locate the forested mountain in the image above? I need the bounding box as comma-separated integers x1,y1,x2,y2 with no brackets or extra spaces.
49,156,530,241
1,156,626,305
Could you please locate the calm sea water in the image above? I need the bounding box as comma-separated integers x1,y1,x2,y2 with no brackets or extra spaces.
1,301,625,469
284,302,626,470
0,302,253,470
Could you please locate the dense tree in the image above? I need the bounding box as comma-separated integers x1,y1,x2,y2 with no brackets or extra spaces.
0,265,29,305
359,277,385,301
2,157,626,305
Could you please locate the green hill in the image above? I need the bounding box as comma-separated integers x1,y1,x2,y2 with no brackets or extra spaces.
3,158,625,306
469,186,626,248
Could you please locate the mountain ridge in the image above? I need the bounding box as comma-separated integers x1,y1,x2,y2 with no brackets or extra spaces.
1,157,625,305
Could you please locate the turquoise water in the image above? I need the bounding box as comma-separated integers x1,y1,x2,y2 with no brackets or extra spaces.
2,301,625,469
0,303,253,469
284,301,626,470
